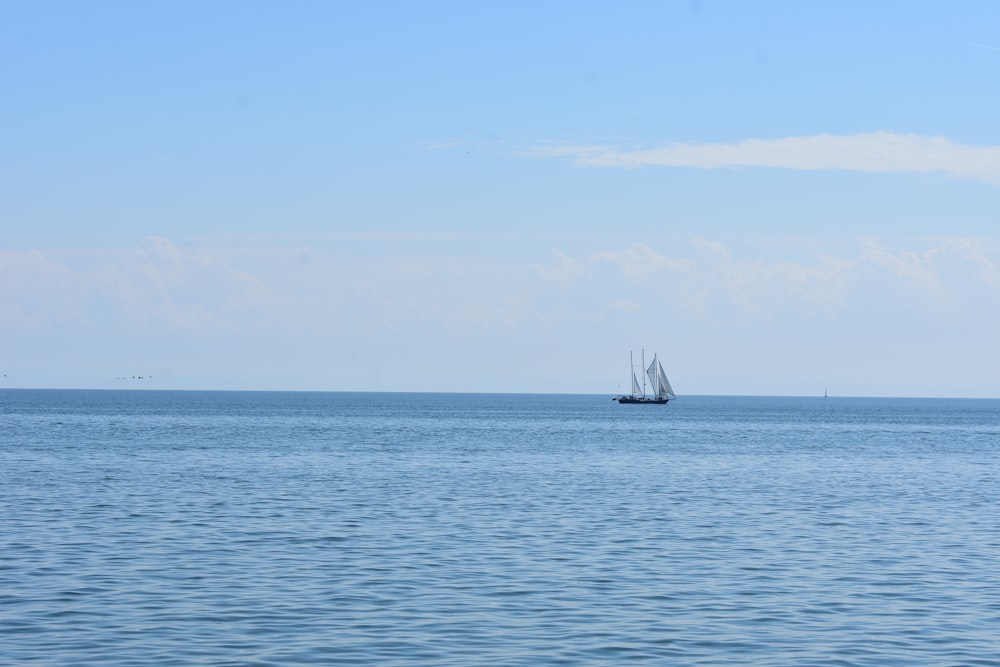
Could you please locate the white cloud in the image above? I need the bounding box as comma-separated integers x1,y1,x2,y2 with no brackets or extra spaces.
538,240,853,314
860,242,943,296
92,237,267,331
534,249,591,288
535,244,695,287
857,238,1000,310
540,132,1000,186
537,237,1000,320
5,234,998,348
4,234,998,393
608,299,643,314
712,255,855,316
0,249,81,326
947,238,1000,290
1,238,268,332
594,244,696,280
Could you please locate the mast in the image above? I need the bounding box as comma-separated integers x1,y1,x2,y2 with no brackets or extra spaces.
653,353,660,397
658,354,664,397
647,352,660,398
630,351,634,397
641,348,647,397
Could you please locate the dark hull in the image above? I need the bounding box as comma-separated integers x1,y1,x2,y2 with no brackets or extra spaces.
614,396,669,404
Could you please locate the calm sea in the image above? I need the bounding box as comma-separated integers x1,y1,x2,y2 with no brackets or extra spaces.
2,390,999,666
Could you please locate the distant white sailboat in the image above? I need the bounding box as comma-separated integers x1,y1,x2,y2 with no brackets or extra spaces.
613,349,676,405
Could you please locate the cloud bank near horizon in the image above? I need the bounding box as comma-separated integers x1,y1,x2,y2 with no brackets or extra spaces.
5,235,998,335
539,132,1000,186
3,235,998,393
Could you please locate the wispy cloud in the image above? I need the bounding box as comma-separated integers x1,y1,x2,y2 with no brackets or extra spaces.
98,236,266,331
6,236,998,340
4,234,999,393
959,41,1000,52
0,249,82,327
537,237,1000,319
860,242,944,295
1,237,266,331
186,231,595,245
538,132,1000,186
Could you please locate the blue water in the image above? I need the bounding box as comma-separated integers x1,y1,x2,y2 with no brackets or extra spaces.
2,390,1000,666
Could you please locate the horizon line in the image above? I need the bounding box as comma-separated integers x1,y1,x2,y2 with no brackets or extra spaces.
1,386,995,400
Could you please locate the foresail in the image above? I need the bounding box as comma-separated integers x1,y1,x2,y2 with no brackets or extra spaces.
631,371,641,395
657,361,675,397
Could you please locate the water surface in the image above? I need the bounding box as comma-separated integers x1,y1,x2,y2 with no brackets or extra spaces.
2,391,999,665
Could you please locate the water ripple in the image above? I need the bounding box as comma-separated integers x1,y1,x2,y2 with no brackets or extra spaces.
2,391,1000,665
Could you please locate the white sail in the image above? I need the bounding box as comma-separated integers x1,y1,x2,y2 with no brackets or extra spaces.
646,361,658,396
656,361,674,398
647,357,675,398
631,370,641,395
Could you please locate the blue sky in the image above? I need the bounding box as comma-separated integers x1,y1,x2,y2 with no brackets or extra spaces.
3,1,999,396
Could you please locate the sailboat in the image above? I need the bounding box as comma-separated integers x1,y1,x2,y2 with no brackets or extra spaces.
613,349,676,404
